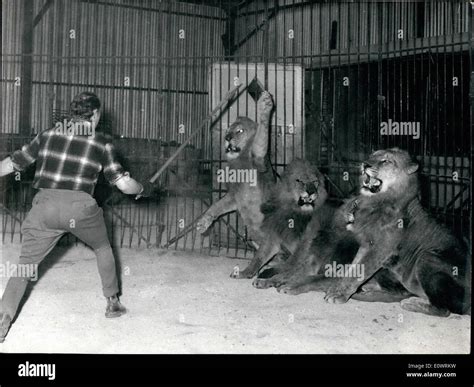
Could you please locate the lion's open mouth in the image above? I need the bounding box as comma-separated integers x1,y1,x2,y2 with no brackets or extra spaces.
362,174,382,193
298,194,317,209
225,143,241,154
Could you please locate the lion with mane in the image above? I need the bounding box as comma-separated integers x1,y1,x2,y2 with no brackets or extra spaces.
274,148,470,317
231,158,330,279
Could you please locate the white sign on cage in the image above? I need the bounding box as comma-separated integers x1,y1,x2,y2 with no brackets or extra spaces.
208,62,305,173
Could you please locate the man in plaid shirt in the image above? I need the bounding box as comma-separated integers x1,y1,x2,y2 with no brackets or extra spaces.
0,92,150,342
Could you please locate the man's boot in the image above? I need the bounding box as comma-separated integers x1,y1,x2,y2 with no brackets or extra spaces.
1,276,29,343
0,312,12,343
105,295,126,318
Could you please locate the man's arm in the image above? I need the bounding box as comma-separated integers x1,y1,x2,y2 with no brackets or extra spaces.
102,142,146,196
1,134,42,177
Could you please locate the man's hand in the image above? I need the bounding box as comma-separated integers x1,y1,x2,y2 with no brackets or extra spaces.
115,172,143,195
135,181,155,200
0,157,14,177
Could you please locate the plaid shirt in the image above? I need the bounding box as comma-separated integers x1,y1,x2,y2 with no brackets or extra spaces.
11,128,124,195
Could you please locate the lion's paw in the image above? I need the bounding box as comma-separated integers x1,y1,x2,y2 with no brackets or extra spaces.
252,277,274,289
230,266,254,279
196,215,213,234
277,284,305,295
324,294,348,304
258,91,273,116
324,288,350,304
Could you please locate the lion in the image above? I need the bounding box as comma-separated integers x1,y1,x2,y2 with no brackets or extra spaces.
277,148,471,317
230,159,329,279
196,91,276,245
252,194,376,295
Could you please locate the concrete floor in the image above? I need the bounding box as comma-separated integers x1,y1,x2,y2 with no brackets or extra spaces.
0,243,470,354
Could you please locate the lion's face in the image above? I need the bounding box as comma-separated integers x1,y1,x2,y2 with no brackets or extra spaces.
224,117,257,160
282,159,327,213
359,148,419,197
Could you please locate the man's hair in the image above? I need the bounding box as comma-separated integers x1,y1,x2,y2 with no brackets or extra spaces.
70,92,101,120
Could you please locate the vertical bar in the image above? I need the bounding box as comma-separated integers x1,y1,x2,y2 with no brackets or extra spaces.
174,0,180,250
319,1,323,171
442,1,448,225
366,1,372,156
300,1,304,159
426,0,432,212
377,2,383,151
328,1,334,163
19,0,34,137
273,0,279,175
466,1,473,240
282,0,287,168
434,1,441,217
355,0,360,167
400,1,405,152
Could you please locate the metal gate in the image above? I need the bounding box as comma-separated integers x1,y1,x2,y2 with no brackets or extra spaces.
1,0,471,257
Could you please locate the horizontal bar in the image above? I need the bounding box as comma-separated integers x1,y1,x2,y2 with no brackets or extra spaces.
79,0,226,21
0,79,208,95
2,33,468,61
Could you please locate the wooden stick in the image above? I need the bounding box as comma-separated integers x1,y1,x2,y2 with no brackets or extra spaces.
102,203,152,247
135,83,242,199
162,168,255,251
